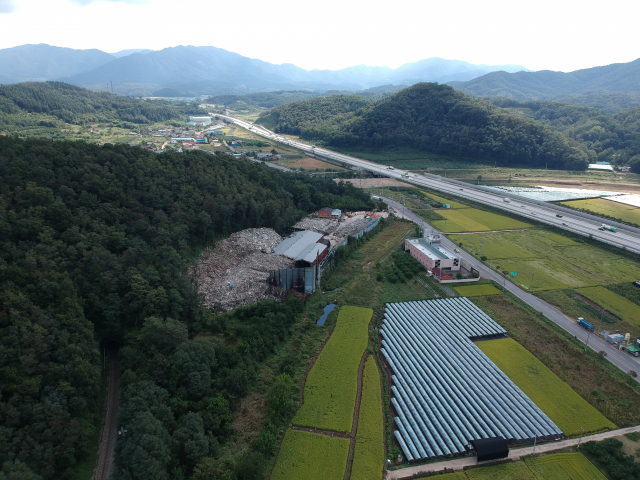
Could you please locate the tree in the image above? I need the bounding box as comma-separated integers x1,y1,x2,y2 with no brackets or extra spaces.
173,413,211,468
139,317,189,355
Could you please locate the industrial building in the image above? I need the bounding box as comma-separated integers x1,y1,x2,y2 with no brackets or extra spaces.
318,207,334,218
405,236,460,273
381,298,562,462
273,230,328,267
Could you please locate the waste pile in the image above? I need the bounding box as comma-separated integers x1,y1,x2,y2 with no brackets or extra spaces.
292,217,339,234
197,228,292,310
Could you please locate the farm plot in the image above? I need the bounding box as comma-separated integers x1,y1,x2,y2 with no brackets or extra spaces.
270,429,349,480
465,461,536,480
431,208,532,232
293,306,372,432
524,452,607,480
561,198,640,225
421,191,468,209
576,286,640,326
478,338,616,436
450,230,640,291
351,357,384,480
454,284,502,297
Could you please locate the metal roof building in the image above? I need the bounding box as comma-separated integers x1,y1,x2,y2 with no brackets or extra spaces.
381,298,562,462
273,230,323,259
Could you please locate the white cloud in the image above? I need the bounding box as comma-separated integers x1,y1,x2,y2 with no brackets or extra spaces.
0,0,16,13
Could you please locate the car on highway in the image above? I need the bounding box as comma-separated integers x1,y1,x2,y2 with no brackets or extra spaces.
556,214,563,218
562,222,568,226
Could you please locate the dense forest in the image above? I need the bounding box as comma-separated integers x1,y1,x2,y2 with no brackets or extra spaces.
488,98,640,171
258,83,590,170
0,82,201,127
0,136,374,479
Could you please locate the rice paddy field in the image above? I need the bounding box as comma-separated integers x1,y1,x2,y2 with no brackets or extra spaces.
524,452,607,480
576,286,640,326
477,338,616,436
560,197,640,225
431,208,532,232
269,429,350,480
465,461,537,480
293,306,372,432
454,284,502,297
450,230,640,291
350,357,384,480
421,191,469,209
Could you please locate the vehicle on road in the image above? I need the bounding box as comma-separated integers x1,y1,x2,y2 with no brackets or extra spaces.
577,317,595,331
562,222,568,226
633,280,640,288
388,166,395,170
556,214,563,218
601,224,617,232
504,198,510,202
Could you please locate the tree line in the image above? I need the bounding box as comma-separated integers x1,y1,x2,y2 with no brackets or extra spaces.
257,83,590,170
0,136,374,479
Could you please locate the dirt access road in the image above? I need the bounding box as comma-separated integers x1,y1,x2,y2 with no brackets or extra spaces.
92,347,121,480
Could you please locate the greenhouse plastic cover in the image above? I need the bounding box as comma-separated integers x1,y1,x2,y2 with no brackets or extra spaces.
381,298,562,461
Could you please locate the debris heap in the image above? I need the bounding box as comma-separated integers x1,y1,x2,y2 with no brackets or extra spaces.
197,228,293,310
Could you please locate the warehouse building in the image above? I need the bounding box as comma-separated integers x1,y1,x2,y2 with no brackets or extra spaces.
405,237,460,272
273,230,328,267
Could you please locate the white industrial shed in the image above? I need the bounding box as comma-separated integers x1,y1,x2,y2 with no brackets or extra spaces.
273,231,325,261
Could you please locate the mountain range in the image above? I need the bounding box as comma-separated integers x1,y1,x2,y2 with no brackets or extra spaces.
0,44,528,96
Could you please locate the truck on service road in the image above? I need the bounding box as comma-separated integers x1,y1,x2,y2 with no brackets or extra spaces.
601,224,617,232
577,317,595,331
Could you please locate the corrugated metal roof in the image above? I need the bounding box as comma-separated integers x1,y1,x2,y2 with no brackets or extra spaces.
297,243,327,264
273,230,323,259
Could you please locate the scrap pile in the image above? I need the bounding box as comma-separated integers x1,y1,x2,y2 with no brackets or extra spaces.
197,228,293,310
292,217,339,234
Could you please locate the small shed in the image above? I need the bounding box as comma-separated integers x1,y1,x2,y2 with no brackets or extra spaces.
469,437,509,463
318,207,333,218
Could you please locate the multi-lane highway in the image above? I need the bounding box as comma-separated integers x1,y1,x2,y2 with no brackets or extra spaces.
219,114,640,254
384,196,640,383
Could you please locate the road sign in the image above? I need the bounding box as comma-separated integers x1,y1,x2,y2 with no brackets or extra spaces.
510,271,518,276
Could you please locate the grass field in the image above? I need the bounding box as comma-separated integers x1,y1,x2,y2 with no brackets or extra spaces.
421,191,468,209
525,452,607,480
477,338,616,436
351,357,384,480
431,208,532,232
454,284,502,297
576,286,640,326
450,230,640,291
293,306,372,432
561,197,640,225
465,461,537,480
270,429,350,480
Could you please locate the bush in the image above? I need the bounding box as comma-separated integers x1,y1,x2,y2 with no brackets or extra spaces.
480,255,487,261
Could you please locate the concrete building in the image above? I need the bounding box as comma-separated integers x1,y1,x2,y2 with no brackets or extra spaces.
405,237,460,272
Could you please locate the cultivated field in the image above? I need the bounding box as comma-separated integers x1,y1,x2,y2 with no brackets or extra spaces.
454,284,502,297
422,191,468,209
270,430,349,480
525,452,607,480
576,286,640,326
561,198,640,225
293,306,372,432
351,357,384,480
431,208,532,232
450,230,640,291
477,338,616,436
465,461,536,480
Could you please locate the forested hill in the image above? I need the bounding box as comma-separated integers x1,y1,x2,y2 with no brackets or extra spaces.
487,98,640,170
0,137,374,479
257,83,590,170
0,81,199,125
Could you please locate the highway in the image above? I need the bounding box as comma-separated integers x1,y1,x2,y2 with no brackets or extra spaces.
384,196,640,383
218,114,640,254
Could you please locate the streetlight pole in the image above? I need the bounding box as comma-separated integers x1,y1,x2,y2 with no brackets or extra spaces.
529,270,535,291
598,308,606,334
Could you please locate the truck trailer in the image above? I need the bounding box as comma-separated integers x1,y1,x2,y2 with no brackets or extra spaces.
577,317,595,331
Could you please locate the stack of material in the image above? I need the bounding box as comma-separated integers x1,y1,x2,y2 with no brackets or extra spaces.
292,217,339,234
197,228,293,310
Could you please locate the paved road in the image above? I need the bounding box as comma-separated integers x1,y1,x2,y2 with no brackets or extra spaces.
218,114,640,254
383,196,640,383
387,423,640,479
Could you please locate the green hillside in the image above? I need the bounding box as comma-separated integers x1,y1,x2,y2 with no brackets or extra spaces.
257,83,589,170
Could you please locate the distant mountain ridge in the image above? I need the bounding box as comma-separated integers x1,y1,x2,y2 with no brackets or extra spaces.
0,43,528,96
450,59,640,111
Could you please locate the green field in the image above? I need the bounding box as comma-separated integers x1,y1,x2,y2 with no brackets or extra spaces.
465,461,537,480
421,191,468,209
525,452,607,480
431,208,532,232
270,429,349,480
450,230,640,291
576,286,640,326
293,306,372,432
454,284,502,297
478,338,616,436
351,357,384,480
561,197,640,225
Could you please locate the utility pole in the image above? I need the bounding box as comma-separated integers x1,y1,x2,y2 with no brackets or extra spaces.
577,427,585,448
444,216,448,232
598,308,606,334
529,270,535,291
585,327,592,352
479,240,484,256
533,435,536,455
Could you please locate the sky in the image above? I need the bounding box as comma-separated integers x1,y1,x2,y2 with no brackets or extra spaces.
0,0,639,72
